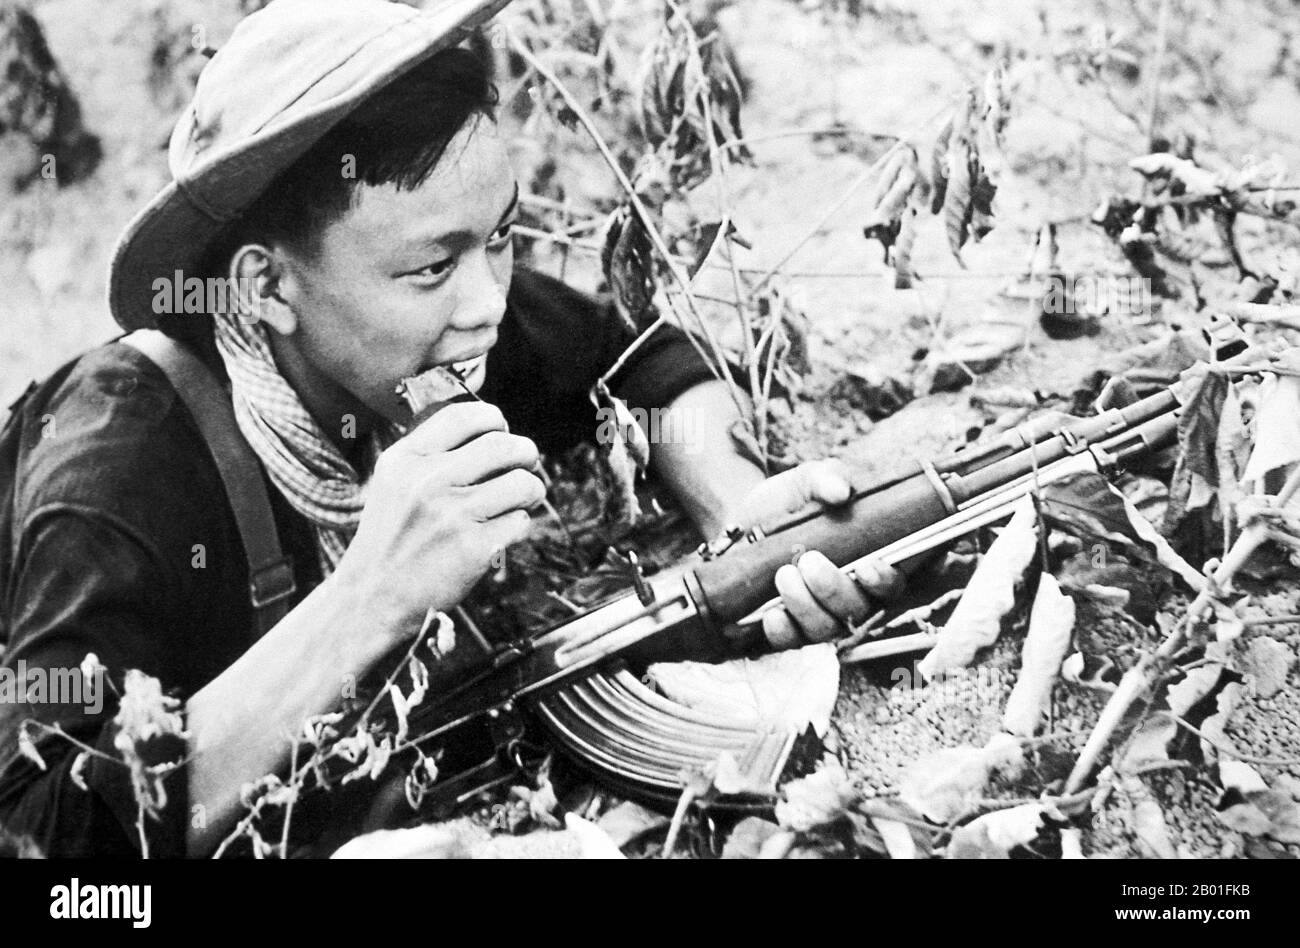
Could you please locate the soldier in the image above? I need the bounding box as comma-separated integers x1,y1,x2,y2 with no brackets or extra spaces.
0,0,896,857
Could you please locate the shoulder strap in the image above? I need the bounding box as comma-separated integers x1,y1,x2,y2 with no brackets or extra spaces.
121,330,296,636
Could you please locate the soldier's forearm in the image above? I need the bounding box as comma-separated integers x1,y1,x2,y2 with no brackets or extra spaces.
650,379,766,539
183,574,398,856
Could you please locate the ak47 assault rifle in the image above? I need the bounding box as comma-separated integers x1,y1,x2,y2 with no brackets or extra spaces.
393,328,1247,814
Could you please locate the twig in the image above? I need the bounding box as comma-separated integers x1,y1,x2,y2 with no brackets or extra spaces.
279,738,300,860
1160,711,1300,768
600,314,668,382
702,91,765,450
1242,614,1300,628
1144,0,1175,146
1062,474,1297,795
722,126,899,153
508,29,749,420
662,781,704,858
745,141,905,301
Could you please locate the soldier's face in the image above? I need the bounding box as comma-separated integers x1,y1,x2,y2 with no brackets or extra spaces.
270,115,517,428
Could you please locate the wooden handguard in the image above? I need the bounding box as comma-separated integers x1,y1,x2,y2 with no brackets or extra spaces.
686,470,952,630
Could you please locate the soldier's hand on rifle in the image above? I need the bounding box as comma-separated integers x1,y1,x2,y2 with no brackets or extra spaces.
726,458,903,648
333,401,545,636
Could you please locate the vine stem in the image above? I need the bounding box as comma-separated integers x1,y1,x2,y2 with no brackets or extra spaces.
721,125,899,153
279,738,300,860
1143,0,1172,148
701,86,766,455
1160,711,1300,769
1063,463,1300,795
601,314,667,381
213,615,439,858
507,29,750,422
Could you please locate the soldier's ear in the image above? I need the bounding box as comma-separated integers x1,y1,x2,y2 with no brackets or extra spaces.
229,243,296,335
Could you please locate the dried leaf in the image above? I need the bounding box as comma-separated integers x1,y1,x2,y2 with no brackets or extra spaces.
594,381,650,471
592,381,650,524
529,774,562,830
1042,471,1203,591
686,218,736,279
1216,789,1300,844
1129,153,1222,198
890,188,924,288
947,804,1044,859
1220,760,1268,795
899,742,1012,824
1215,383,1252,519
1167,664,1224,719
1118,716,1175,772
601,207,656,328
861,146,924,284
646,642,839,736
16,723,45,772
759,830,797,859
1132,796,1178,858
919,496,1039,679
434,611,456,660
1118,490,1206,591
1197,681,1244,761
596,801,670,849
939,68,1008,263
330,824,466,859
1242,375,1300,484
1244,636,1295,699
1165,371,1230,547
69,750,89,791
774,763,856,832
1060,827,1085,859
721,816,782,859
564,813,627,859
388,684,410,745
870,815,918,859
634,6,745,191
929,115,953,214
1002,574,1076,737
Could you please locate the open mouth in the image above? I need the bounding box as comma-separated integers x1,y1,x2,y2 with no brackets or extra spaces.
448,353,487,378
398,352,490,416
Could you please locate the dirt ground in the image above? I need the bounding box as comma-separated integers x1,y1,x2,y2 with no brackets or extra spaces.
4,0,1299,858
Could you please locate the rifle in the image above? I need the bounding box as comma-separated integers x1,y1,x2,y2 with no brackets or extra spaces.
397,333,1246,815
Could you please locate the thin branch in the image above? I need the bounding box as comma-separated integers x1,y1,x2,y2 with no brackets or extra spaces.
508,28,750,420
1063,517,1275,794
1160,711,1300,768
745,140,904,301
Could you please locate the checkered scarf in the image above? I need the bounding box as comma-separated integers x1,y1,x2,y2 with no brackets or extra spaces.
213,312,399,576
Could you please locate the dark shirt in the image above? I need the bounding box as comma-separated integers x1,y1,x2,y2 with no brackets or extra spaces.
0,269,715,857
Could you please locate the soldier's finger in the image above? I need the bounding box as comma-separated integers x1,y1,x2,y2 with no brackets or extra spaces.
774,563,840,643
797,550,872,623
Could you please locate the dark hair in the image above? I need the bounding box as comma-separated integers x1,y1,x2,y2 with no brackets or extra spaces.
172,47,497,359
207,46,498,266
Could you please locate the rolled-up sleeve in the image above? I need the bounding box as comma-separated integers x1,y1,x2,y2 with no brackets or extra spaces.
486,268,740,453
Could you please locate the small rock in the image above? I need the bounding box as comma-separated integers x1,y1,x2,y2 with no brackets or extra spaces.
1246,636,1295,699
